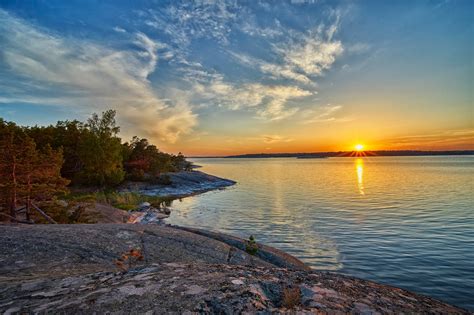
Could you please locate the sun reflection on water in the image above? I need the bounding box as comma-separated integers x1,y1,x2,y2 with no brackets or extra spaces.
356,158,365,195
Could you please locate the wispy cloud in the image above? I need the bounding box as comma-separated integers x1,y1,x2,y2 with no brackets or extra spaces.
240,17,284,38
0,9,196,143
302,104,350,123
0,0,351,146
384,129,474,150
346,43,371,54
113,26,127,33
133,1,345,123
190,71,312,121
228,51,313,85
143,1,240,48
261,135,294,144
229,13,343,86
275,30,343,78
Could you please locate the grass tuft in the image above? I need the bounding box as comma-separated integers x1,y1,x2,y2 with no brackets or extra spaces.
282,286,301,309
64,191,172,211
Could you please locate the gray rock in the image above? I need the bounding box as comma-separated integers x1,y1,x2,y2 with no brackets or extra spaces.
0,224,468,314
121,171,236,198
0,263,467,314
137,202,151,210
159,207,171,215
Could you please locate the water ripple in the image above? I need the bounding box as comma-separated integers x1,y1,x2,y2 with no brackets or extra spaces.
168,156,474,310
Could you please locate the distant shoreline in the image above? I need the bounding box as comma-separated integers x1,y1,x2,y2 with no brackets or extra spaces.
190,150,474,159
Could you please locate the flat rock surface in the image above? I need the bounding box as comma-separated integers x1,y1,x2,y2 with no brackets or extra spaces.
0,224,468,314
121,170,236,198
1,263,468,314
0,224,277,281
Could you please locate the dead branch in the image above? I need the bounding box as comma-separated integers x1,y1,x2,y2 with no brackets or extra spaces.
0,212,34,224
31,202,57,224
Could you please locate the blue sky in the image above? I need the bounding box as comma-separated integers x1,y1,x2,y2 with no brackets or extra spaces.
0,0,472,154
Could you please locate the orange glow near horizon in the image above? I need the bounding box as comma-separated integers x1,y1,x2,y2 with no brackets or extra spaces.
159,129,474,156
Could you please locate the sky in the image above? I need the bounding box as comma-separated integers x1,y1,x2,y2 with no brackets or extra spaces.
0,0,472,156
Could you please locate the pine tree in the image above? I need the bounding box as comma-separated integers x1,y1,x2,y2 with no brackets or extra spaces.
0,120,69,222
0,120,23,219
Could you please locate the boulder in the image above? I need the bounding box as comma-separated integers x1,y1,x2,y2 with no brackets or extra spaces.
137,202,151,210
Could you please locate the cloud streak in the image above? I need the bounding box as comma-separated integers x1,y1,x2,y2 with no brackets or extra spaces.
302,105,349,124
261,135,294,144
134,1,345,124
0,9,196,143
190,71,312,121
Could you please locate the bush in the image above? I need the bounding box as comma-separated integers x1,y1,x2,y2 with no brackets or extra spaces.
245,235,258,255
282,286,301,309
31,201,99,224
114,248,144,272
127,169,145,181
151,174,172,185
65,191,172,212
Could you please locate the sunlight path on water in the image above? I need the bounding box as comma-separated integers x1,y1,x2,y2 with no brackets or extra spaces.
167,156,474,310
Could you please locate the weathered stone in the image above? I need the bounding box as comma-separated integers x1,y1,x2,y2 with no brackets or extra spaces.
128,209,169,223
120,170,236,198
160,207,171,215
2,263,467,313
0,224,468,314
137,202,151,209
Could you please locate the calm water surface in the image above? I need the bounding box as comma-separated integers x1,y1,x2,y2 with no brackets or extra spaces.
167,156,474,310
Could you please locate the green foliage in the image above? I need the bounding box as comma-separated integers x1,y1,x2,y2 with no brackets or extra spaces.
3,109,191,188
245,235,258,255
150,174,172,185
122,137,191,181
76,110,125,186
31,201,99,224
27,120,84,179
0,110,193,223
0,119,69,221
64,191,171,211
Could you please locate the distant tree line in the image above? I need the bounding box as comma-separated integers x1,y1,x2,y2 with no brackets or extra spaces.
0,110,191,222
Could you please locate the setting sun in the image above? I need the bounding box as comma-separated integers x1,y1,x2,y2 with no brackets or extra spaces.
355,144,364,152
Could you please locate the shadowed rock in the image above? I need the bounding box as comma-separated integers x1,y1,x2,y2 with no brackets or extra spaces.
0,224,468,313
120,170,236,198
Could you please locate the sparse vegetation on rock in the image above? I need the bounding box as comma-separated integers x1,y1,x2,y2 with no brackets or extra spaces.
245,235,258,255
114,248,145,272
282,286,301,309
0,110,195,223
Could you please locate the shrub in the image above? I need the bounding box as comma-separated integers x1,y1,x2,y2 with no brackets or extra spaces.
245,235,258,255
282,286,301,309
150,174,172,185
114,248,144,271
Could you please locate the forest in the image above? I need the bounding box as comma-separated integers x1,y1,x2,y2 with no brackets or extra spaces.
0,110,191,223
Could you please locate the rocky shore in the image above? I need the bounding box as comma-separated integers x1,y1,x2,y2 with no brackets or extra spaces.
0,224,468,314
121,170,236,199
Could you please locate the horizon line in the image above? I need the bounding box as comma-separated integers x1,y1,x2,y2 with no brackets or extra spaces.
188,149,474,158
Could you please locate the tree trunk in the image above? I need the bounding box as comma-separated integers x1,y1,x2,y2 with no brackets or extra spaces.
26,173,31,221
10,154,17,221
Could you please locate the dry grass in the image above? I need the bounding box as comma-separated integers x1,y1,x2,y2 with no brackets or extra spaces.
282,286,301,309
65,191,172,211
114,248,145,271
